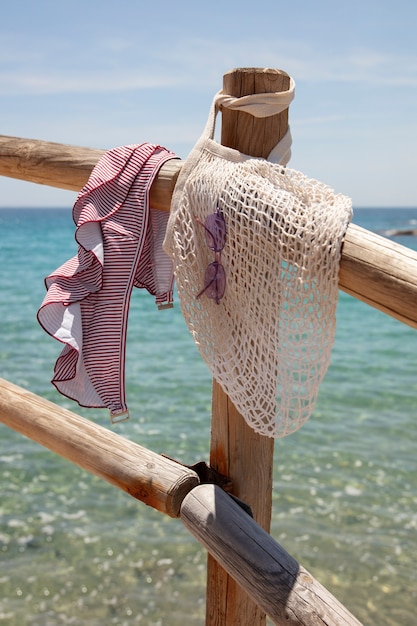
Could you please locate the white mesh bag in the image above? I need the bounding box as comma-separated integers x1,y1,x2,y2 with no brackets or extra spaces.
164,87,352,438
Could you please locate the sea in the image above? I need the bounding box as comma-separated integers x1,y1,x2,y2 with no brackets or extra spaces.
0,206,416,626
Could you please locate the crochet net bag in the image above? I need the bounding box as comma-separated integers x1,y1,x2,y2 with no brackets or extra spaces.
164,86,352,438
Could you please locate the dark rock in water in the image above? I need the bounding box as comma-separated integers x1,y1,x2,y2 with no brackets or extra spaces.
382,228,417,237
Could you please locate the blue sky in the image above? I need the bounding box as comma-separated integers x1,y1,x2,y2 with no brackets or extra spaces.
1,0,416,208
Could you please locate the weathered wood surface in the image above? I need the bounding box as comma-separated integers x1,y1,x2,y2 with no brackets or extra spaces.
0,134,182,212
206,67,287,626
339,223,417,327
1,134,417,329
181,484,364,626
0,377,199,517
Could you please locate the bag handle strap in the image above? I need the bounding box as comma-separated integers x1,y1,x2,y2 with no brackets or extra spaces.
215,77,295,118
201,77,295,165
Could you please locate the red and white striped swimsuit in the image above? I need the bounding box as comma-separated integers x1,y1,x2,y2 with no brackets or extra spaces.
37,143,178,422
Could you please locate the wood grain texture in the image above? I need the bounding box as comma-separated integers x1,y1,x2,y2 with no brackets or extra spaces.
206,67,290,626
0,135,182,212
0,378,199,518
182,484,364,626
207,387,274,626
339,223,417,328
220,67,290,157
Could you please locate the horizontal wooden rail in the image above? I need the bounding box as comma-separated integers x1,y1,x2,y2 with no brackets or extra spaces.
181,484,363,626
0,135,182,212
0,377,199,518
1,134,417,329
1,375,364,625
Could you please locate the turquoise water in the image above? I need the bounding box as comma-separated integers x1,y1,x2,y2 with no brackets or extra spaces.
0,207,416,625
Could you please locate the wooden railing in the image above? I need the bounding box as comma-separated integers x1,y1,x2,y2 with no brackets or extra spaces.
0,377,363,626
1,67,416,626
1,136,417,330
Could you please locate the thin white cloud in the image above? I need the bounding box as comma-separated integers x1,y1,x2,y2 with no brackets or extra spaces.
207,38,417,87
325,48,417,86
1,32,417,98
0,71,185,96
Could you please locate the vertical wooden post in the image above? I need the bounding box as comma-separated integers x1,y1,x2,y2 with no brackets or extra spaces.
206,68,292,626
